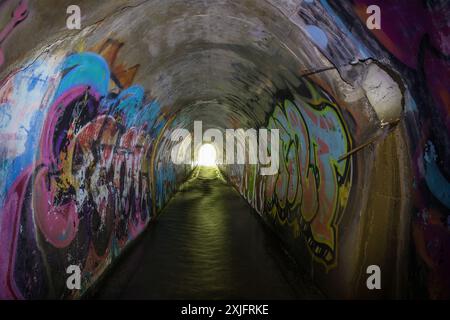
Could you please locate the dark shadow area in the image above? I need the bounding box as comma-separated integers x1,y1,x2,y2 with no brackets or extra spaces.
92,166,323,299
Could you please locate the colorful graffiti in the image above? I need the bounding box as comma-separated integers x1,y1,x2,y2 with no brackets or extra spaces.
226,79,352,268
0,39,180,298
0,0,29,67
345,0,450,299
0,0,447,300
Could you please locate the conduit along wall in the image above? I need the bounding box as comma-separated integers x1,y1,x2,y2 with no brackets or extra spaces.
0,0,449,299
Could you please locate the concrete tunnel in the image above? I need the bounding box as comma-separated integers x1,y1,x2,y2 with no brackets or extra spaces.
0,0,449,300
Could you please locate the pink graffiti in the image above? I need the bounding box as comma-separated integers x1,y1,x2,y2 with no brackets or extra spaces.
0,168,31,299
0,0,29,66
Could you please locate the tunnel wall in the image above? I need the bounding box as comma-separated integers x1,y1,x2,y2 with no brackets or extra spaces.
219,71,406,299
0,36,189,298
332,0,450,299
220,0,450,299
0,0,449,300
222,77,353,268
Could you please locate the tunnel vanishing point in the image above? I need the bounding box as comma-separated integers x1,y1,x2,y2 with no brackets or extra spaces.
0,0,449,300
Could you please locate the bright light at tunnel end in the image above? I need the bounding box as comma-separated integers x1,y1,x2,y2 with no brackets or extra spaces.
169,121,280,175
198,144,217,167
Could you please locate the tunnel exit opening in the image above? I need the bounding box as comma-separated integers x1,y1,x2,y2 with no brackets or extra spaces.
197,144,217,167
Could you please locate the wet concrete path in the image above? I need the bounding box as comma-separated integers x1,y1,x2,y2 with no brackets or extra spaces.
93,166,323,299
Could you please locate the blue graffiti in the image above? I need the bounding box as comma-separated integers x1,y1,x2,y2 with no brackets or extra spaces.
424,141,450,209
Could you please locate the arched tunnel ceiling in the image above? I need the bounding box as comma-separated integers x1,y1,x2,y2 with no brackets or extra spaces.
1,0,378,134
2,0,449,300
89,0,342,131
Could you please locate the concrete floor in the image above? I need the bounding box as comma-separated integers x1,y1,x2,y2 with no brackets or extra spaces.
93,166,323,299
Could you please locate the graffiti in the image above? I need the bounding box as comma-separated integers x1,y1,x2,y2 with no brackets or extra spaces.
423,141,450,209
226,79,352,268
0,0,29,66
0,39,179,298
0,0,446,300
347,0,450,299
